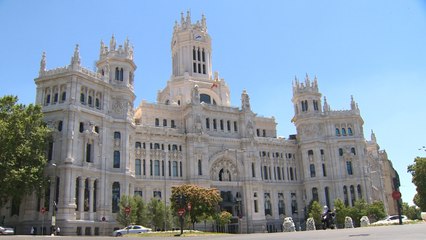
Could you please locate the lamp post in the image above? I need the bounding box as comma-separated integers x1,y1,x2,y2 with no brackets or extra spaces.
51,163,57,236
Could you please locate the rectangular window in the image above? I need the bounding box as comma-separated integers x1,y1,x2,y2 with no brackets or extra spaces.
198,160,202,175
153,191,161,199
171,120,176,128
346,161,353,175
220,120,224,130
135,159,141,176
143,159,146,175
213,119,217,130
206,118,210,129
254,200,258,213
227,120,231,131
234,121,238,132
252,162,256,178
163,119,167,127
86,143,92,163
134,191,142,197
322,163,327,177
155,118,159,127
173,161,178,177
154,160,160,176
113,151,120,168
262,129,266,137
193,62,197,73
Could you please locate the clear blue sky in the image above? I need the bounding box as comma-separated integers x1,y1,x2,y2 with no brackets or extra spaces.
1,0,425,206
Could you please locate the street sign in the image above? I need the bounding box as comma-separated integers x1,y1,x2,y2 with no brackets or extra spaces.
392,191,401,200
178,208,186,216
125,207,131,214
187,202,192,211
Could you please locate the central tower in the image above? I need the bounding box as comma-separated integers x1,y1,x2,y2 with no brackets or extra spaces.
172,11,212,79
156,11,230,107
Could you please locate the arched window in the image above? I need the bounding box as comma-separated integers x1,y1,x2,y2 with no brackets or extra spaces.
45,93,51,105
115,67,119,80
351,147,356,155
113,151,120,168
350,185,356,206
112,182,120,213
119,68,124,81
342,128,347,136
325,187,330,208
343,186,349,206
61,91,66,102
200,94,211,104
348,127,353,136
335,128,340,136
80,93,85,104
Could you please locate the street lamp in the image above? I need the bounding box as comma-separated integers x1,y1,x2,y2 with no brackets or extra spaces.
50,163,57,236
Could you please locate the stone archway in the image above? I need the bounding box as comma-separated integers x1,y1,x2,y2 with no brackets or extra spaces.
210,156,238,182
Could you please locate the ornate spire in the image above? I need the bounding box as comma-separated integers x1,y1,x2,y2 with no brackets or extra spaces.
186,10,191,25
110,34,116,51
71,44,80,67
201,13,207,31
371,130,377,142
39,52,46,75
323,96,329,112
305,73,310,86
180,12,185,25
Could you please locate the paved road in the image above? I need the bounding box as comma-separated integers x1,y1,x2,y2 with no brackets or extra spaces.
5,223,426,240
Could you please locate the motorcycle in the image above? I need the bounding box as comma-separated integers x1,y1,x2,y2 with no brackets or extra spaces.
321,210,336,230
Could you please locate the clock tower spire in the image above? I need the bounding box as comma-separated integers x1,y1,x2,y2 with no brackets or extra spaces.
171,11,212,79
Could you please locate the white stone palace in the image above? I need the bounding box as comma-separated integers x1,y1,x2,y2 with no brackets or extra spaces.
2,12,399,235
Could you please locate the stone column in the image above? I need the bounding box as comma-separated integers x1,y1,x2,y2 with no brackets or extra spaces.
78,177,84,215
89,178,95,220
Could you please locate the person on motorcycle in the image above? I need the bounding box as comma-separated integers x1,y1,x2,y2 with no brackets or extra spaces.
321,205,336,229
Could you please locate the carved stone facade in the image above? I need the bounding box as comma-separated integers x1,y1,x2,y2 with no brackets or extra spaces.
1,12,398,236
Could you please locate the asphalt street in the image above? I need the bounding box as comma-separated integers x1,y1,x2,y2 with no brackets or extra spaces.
4,222,426,240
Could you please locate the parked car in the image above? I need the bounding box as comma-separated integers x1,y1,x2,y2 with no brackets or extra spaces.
0,226,14,235
113,225,152,237
372,215,408,225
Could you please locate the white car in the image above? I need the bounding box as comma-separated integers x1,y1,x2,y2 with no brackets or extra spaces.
113,225,152,237
0,226,14,235
372,215,408,225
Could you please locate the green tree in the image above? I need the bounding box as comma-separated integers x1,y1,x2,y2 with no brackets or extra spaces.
402,202,421,220
116,195,137,227
348,199,368,227
408,157,426,211
147,198,166,231
307,200,322,227
170,184,222,228
334,198,349,227
0,96,51,207
215,211,232,232
134,195,149,226
366,201,386,222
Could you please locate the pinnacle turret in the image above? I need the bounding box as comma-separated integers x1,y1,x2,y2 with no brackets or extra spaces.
70,44,80,68
39,52,46,75
99,35,134,60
